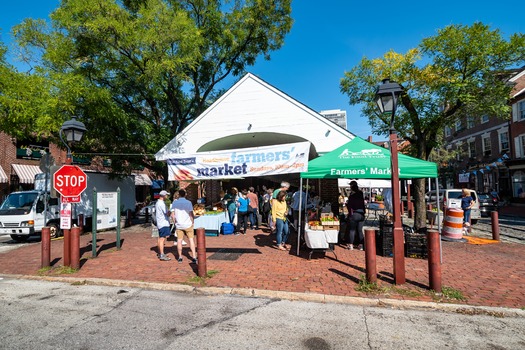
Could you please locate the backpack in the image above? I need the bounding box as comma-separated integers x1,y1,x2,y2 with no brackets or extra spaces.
262,199,271,213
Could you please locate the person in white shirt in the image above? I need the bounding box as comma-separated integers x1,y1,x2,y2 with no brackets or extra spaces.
171,189,197,264
155,190,172,261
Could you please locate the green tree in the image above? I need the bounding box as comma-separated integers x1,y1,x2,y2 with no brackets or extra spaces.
340,23,525,230
9,0,292,174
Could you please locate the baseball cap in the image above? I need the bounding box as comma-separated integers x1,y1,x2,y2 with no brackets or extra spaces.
159,190,169,197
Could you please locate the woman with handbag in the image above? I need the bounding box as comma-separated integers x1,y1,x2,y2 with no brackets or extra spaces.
272,190,290,251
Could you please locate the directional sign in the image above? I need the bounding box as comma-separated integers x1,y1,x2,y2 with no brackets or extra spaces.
53,165,87,198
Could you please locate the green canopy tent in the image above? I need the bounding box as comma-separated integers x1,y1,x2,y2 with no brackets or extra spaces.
296,137,440,255
301,136,437,179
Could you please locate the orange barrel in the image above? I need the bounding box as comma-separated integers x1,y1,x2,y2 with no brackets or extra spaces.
442,208,464,239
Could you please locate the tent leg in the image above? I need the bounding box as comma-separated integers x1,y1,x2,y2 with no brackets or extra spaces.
296,178,303,256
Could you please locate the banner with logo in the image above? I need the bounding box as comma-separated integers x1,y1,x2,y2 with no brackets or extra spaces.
166,142,310,181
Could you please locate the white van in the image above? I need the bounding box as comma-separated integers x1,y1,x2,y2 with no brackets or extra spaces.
425,189,481,224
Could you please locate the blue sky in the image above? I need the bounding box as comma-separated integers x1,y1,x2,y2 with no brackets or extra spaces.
1,1,523,139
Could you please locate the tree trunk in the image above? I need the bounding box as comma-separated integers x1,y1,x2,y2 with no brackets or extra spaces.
413,178,427,232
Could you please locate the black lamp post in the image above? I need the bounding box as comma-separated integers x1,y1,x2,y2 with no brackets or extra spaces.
375,78,405,285
59,116,87,164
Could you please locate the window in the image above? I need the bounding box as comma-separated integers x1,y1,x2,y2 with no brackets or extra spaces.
482,136,491,157
499,131,509,153
468,140,476,158
481,115,490,123
521,135,525,158
519,101,525,121
455,120,462,132
467,116,475,129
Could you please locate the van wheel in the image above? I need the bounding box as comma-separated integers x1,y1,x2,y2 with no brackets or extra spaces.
471,219,478,225
48,223,62,238
10,234,29,242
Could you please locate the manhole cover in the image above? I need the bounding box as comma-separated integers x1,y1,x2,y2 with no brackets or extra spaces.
208,248,259,261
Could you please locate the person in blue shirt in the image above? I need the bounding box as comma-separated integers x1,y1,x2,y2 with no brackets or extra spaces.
236,189,250,235
461,188,474,224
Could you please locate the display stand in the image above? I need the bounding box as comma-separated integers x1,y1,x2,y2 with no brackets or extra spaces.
304,228,338,260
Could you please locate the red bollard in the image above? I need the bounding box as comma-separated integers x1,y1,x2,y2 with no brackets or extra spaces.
400,201,404,216
491,211,500,241
70,227,81,269
78,214,84,233
427,229,442,293
196,227,207,277
41,227,51,268
63,229,71,267
364,228,377,283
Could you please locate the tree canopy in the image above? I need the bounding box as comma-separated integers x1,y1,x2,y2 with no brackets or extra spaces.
340,22,525,229
5,0,292,173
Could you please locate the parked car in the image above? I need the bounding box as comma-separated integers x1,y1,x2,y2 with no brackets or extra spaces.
425,188,481,224
478,193,498,217
137,201,156,217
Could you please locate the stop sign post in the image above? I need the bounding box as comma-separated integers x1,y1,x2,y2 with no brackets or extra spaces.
53,165,87,198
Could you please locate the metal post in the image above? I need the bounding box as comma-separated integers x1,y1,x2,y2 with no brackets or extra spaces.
196,227,207,277
41,227,51,268
491,211,500,241
116,187,121,250
427,229,442,292
390,131,406,285
92,187,98,258
364,228,377,283
70,226,80,269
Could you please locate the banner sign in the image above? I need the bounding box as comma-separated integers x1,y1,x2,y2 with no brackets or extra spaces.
458,173,470,183
96,192,118,230
166,142,310,181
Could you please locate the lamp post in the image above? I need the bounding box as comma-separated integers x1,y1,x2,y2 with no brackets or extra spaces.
59,116,87,165
58,116,86,267
375,78,405,285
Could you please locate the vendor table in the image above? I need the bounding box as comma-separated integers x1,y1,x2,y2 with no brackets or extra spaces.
304,229,338,260
194,212,229,236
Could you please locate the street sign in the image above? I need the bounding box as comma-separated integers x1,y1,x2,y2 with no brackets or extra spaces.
53,165,87,198
61,196,81,203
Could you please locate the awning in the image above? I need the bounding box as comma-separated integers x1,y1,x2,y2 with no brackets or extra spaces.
11,164,42,184
134,173,152,186
0,165,7,183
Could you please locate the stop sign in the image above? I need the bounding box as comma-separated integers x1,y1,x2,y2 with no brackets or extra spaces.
53,165,87,197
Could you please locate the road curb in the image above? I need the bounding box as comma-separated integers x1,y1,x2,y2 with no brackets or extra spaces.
3,273,524,318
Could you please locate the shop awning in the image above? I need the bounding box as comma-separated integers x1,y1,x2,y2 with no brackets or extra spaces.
11,164,42,184
0,165,7,183
134,173,152,186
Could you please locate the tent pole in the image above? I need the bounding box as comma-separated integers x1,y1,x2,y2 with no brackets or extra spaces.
296,178,303,256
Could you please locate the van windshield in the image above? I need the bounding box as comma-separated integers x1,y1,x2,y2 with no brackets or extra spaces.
0,192,38,214
447,191,463,199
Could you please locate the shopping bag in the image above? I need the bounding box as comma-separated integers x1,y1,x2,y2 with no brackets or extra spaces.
151,225,159,238
232,212,238,226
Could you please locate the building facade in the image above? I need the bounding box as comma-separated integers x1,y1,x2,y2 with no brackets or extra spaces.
441,67,525,202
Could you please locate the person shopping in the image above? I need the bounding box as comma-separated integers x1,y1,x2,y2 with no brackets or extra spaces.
461,188,474,224
345,181,366,250
272,190,290,251
236,189,250,235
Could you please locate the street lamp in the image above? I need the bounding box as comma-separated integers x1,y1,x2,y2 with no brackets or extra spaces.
375,78,405,285
59,116,87,164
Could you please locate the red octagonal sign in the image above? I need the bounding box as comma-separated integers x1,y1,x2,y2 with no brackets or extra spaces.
53,165,87,197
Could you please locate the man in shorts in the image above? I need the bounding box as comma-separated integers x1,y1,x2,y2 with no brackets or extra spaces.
155,190,172,261
171,189,197,264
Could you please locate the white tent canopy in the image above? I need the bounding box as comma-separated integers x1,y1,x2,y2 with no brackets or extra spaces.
337,178,392,189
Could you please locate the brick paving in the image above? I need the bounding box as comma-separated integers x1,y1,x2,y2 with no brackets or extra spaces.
1,217,524,309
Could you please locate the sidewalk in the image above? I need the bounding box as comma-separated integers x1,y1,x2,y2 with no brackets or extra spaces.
0,222,524,310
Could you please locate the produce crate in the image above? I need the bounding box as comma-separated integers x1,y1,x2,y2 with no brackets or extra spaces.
376,223,393,257
405,233,428,259
309,225,325,231
322,224,340,230
321,221,338,226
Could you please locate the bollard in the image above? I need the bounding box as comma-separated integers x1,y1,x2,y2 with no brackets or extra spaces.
41,227,51,268
70,227,81,269
364,228,377,283
145,208,150,223
400,201,404,216
427,229,442,293
126,209,132,227
491,211,500,241
78,214,84,233
63,229,71,267
408,202,413,219
196,227,207,278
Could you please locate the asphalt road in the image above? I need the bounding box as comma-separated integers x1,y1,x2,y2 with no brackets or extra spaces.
0,277,524,350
